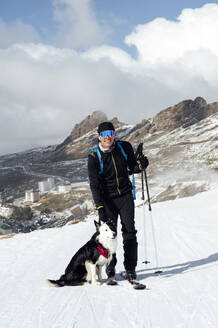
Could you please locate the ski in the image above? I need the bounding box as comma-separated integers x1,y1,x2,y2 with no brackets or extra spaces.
106,278,118,286
126,279,147,290
120,272,147,290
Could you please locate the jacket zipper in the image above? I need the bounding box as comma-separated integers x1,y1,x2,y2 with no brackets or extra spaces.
111,153,121,195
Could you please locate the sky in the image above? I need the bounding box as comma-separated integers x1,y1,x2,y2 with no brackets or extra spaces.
0,0,218,155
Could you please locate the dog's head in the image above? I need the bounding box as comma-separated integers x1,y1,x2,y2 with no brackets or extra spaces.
94,219,117,240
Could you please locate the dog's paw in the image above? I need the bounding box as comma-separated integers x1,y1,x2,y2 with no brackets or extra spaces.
91,281,101,286
83,281,91,286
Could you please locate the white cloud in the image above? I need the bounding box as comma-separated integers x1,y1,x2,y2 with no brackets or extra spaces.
52,0,106,48
83,45,137,71
1,3,218,155
0,42,176,154
86,4,218,88
125,3,218,65
0,19,39,48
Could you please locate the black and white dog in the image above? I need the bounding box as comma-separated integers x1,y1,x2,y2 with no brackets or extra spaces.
47,220,117,287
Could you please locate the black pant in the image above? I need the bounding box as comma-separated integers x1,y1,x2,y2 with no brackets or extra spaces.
103,192,138,277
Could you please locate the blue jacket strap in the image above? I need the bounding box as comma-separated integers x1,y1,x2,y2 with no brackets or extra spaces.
116,141,127,161
90,146,103,175
132,174,136,200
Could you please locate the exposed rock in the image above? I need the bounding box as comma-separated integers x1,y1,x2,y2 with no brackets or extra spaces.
55,111,107,153
52,111,128,160
127,119,153,144
70,111,107,140
152,97,218,132
51,97,218,161
53,111,107,160
194,96,207,107
207,101,218,116
0,97,218,236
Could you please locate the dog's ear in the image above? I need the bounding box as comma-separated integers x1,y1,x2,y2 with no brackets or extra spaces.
94,220,100,230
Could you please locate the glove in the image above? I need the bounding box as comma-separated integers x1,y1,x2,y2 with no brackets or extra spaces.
97,206,107,222
138,155,149,170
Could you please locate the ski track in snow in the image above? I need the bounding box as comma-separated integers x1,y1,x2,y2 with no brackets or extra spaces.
0,188,218,328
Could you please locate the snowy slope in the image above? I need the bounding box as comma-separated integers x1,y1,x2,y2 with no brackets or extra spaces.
0,188,218,328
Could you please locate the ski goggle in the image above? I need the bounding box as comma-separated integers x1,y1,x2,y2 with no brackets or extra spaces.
99,130,115,138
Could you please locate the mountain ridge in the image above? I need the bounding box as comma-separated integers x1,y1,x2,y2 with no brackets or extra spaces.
0,97,218,235
0,96,217,207
51,96,218,160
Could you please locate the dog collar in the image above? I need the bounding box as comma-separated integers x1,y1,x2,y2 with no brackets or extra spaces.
97,245,109,258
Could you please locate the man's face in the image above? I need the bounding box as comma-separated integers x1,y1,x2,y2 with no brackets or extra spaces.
99,134,115,149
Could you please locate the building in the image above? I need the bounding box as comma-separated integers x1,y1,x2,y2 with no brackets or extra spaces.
0,205,13,218
25,190,40,203
38,181,49,192
47,177,55,189
38,177,55,192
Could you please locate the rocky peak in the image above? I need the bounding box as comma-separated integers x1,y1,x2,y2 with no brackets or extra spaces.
193,96,207,107
53,97,218,160
53,111,129,160
55,110,107,153
152,97,213,132
70,110,107,140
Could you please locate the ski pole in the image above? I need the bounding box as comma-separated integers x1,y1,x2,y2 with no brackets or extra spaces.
141,168,150,264
144,169,151,211
144,169,162,274
135,142,150,264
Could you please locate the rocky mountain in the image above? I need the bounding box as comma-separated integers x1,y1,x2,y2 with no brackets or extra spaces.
130,110,218,201
152,96,218,132
52,111,131,160
70,111,107,140
50,96,218,203
124,97,218,202
0,96,217,232
56,110,107,152
50,96,218,161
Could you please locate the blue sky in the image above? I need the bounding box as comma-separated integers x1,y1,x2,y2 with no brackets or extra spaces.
0,1,218,154
0,0,213,48
95,0,213,44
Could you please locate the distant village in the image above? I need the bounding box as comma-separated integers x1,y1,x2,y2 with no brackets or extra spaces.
0,174,94,236
0,177,73,219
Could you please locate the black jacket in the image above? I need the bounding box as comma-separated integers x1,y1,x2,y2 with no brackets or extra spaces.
88,140,141,208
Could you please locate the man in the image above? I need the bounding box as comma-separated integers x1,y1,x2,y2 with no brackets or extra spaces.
88,121,148,281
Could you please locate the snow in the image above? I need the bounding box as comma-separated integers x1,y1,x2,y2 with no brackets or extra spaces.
142,113,218,169
0,188,218,328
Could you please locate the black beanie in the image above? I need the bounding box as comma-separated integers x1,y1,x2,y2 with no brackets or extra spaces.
97,122,115,134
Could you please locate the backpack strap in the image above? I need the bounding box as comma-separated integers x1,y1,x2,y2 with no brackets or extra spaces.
132,172,136,200
90,146,103,175
90,142,127,175
116,141,136,200
116,141,127,161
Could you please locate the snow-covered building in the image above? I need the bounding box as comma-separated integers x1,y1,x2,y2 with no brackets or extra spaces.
38,181,49,193
0,205,13,218
25,190,40,203
38,178,55,193
47,178,55,189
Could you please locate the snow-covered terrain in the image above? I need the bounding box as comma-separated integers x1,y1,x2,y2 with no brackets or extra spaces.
0,188,218,328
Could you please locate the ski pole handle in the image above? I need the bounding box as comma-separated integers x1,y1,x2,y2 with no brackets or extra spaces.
135,143,143,160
